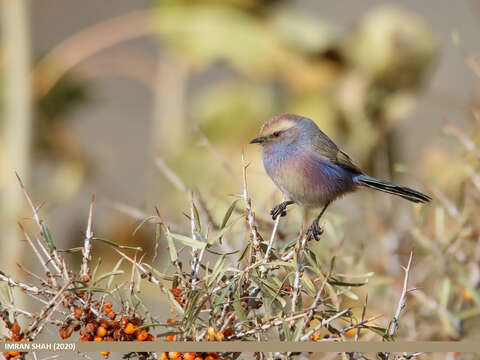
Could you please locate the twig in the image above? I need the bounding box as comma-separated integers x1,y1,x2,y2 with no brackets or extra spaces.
229,308,324,340
35,236,61,275
155,157,187,193
190,195,205,289
378,250,415,360
18,223,57,287
299,308,351,341
303,273,331,331
260,215,280,274
444,123,480,159
0,271,52,295
27,281,71,340
356,295,368,341
340,313,383,335
291,233,309,315
388,250,414,338
80,195,95,281
15,172,63,271
241,152,261,261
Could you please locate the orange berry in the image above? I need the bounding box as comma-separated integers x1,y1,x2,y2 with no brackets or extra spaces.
94,336,103,342
166,334,175,341
8,352,20,357
59,326,74,339
312,332,321,341
73,307,82,319
207,326,215,341
345,328,356,338
167,316,177,324
107,311,116,320
194,358,203,360
99,318,110,328
103,301,112,310
171,288,182,297
82,274,90,282
158,353,168,360
96,326,107,338
205,356,215,360
462,288,473,302
136,330,149,341
184,353,196,360
215,331,224,341
124,323,136,335
11,322,20,336
168,352,181,359
100,352,110,358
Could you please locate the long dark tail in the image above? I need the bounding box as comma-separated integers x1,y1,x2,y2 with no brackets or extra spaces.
354,175,431,203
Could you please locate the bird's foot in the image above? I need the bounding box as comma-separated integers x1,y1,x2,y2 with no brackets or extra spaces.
306,219,324,241
270,202,288,220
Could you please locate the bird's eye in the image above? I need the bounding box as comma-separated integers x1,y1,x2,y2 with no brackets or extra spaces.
273,131,281,137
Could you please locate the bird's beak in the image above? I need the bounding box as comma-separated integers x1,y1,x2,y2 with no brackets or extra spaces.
250,136,266,144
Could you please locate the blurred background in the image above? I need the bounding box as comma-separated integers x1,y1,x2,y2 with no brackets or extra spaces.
1,0,480,347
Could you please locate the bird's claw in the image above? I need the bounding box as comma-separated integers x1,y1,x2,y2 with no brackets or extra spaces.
306,220,324,241
270,203,288,220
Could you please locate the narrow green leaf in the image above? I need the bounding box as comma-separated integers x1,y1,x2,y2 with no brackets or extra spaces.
206,248,239,256
328,278,368,287
169,233,206,249
153,223,161,263
142,263,174,281
208,255,226,287
93,271,124,286
440,277,451,308
238,243,250,262
282,322,292,341
455,305,480,319
336,286,359,300
59,247,83,253
214,282,233,308
108,258,125,288
209,214,242,245
133,216,157,236
293,318,305,341
268,261,296,268
302,274,316,296
67,287,111,293
232,299,247,323
92,237,143,251
41,222,55,252
166,234,178,262
221,199,239,229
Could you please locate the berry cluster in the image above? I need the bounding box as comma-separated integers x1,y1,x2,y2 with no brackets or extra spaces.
158,352,222,360
58,301,153,358
2,321,26,359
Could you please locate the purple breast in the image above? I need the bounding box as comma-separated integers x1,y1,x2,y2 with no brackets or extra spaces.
263,147,355,207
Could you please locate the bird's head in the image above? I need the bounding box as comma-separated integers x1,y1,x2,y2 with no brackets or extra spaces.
250,113,304,148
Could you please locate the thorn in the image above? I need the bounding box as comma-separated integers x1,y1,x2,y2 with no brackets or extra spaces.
14,171,24,188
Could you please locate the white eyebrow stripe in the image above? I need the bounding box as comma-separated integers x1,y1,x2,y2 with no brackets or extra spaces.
261,119,296,137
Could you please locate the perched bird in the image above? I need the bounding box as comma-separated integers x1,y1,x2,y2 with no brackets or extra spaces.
250,113,431,240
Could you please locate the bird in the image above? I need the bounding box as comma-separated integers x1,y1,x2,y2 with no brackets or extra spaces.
250,113,431,240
